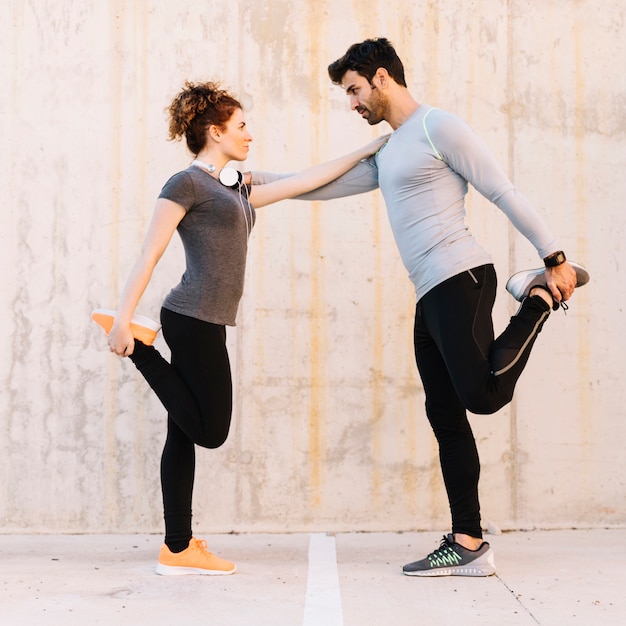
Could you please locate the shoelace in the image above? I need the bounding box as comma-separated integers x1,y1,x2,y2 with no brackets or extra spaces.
427,536,460,563
191,538,213,555
531,285,569,314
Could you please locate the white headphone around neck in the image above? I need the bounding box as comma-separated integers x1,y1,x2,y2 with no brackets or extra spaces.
191,160,243,189
218,167,243,189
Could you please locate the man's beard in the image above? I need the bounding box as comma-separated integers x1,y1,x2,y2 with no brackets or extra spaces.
363,88,386,125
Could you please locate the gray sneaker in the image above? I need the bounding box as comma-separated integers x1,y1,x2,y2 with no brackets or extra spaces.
403,534,496,577
505,261,589,306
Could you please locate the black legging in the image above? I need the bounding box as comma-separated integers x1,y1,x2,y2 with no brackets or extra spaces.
413,264,551,538
129,308,232,551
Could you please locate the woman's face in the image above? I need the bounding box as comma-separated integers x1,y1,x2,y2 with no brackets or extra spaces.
220,108,253,162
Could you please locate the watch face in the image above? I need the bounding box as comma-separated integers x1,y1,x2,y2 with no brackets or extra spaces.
546,251,566,266
219,167,241,188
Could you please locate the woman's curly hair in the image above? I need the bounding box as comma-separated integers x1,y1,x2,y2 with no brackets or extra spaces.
167,81,242,155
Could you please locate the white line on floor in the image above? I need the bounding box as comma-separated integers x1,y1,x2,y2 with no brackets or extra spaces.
303,533,344,626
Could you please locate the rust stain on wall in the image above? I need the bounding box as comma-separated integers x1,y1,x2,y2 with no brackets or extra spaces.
423,0,440,104
505,0,520,524
573,20,593,475
370,201,385,505
104,0,126,527
307,208,325,508
305,6,329,509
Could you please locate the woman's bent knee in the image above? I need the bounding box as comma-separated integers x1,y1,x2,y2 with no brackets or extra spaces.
195,421,231,449
195,433,229,449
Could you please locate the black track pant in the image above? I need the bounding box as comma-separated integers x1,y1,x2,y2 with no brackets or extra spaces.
130,308,232,551
413,264,551,538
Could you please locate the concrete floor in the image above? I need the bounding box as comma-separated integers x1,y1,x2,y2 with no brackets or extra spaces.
0,529,624,625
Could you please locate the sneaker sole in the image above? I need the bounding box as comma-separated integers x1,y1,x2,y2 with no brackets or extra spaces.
505,261,590,302
155,563,236,576
91,308,161,346
505,268,545,301
403,564,496,577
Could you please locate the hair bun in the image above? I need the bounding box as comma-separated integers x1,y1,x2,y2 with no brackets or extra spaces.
166,81,242,155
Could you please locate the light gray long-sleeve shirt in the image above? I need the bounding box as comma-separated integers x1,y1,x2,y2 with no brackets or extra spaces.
253,105,558,303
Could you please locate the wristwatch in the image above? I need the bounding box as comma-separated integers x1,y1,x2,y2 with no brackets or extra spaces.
544,250,567,267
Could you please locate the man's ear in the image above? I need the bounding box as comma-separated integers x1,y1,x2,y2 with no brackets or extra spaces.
373,67,390,89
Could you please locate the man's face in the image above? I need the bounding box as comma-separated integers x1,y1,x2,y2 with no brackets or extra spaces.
341,70,387,126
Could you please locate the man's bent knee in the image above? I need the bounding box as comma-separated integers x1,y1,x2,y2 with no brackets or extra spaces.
461,389,512,415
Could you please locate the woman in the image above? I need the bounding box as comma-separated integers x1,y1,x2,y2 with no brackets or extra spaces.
92,81,386,576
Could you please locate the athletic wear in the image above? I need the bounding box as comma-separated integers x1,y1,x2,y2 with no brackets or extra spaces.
506,261,590,303
253,105,559,303
128,167,251,557
128,309,233,551
403,534,496,577
159,167,255,326
156,537,236,576
253,104,562,542
414,266,551,537
129,309,232,449
91,308,161,345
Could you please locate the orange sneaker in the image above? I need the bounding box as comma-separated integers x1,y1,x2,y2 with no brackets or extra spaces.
91,308,161,346
155,538,236,576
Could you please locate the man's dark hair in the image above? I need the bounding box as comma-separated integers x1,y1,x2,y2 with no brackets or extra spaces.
328,37,407,87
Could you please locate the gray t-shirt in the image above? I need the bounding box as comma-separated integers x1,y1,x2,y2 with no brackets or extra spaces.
159,166,255,326
254,105,558,303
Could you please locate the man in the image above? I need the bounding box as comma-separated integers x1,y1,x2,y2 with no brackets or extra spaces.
252,38,588,576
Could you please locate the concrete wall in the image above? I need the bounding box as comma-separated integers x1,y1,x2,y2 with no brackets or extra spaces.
1,0,624,534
